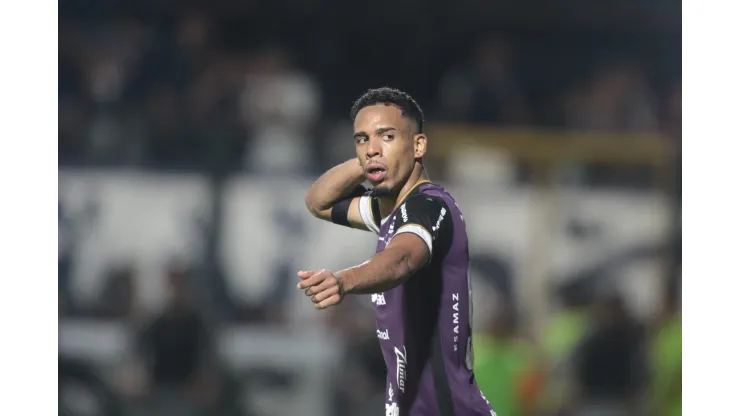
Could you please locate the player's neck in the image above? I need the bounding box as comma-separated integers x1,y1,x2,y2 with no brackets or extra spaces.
377,165,429,216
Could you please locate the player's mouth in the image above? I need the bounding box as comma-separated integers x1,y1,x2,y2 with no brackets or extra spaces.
366,163,387,183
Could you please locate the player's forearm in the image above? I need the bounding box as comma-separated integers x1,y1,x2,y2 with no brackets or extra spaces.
338,246,418,295
304,158,366,215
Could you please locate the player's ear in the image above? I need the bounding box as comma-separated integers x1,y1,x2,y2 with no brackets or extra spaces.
413,134,427,158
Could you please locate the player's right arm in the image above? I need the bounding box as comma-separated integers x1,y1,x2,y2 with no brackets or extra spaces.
304,158,379,233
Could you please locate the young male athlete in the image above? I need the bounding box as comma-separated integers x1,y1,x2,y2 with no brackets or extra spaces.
298,87,496,416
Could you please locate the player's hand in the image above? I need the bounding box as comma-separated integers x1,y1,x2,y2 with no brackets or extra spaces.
296,269,345,309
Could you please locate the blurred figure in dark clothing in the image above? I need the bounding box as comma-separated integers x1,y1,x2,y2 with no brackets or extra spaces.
59,96,92,164
572,294,646,416
127,12,211,102
131,262,218,416
564,62,658,133
127,12,247,171
326,298,385,416
59,202,74,316
59,23,92,164
142,83,207,168
435,35,529,125
96,264,138,319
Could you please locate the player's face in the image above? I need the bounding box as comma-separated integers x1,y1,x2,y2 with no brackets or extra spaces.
353,104,427,193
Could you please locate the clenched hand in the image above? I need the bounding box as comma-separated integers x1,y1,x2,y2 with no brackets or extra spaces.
296,269,346,309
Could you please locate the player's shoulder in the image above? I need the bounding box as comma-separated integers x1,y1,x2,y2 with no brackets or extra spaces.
409,183,460,210
401,190,448,215
413,183,468,229
395,185,455,229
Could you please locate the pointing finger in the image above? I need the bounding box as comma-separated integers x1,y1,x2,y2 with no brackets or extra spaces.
297,270,330,290
297,270,319,279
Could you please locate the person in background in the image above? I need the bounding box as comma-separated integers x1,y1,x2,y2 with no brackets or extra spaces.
473,303,544,416
96,264,138,319
240,44,321,175
127,262,218,416
59,202,74,316
434,35,529,125
326,297,386,416
572,293,646,416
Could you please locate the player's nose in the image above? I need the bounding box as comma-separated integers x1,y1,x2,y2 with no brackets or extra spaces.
366,137,381,158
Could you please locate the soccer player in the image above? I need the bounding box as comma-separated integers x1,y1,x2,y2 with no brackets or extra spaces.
298,87,496,416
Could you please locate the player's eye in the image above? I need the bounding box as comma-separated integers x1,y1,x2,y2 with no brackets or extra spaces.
382,134,394,140
356,136,368,144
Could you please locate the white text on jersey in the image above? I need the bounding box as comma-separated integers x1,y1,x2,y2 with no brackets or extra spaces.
394,346,407,393
452,293,460,351
372,293,386,306
432,207,447,232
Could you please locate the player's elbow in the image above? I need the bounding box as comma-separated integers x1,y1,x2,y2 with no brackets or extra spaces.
304,190,325,218
393,257,413,281
304,193,319,217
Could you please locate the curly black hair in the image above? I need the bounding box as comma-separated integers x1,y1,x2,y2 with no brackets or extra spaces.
350,87,425,133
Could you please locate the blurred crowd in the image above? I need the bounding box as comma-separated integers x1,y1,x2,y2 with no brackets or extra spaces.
59,2,681,416
59,252,681,416
59,5,681,174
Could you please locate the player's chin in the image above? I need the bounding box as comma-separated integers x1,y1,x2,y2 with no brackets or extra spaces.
370,182,395,197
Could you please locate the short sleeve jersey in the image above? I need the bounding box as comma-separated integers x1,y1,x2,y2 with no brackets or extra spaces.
354,181,496,416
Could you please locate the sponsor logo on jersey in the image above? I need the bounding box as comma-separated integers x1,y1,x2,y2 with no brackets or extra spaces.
432,207,447,232
400,203,408,223
377,328,390,340
386,402,399,416
388,383,393,401
394,346,407,393
452,290,475,367
371,293,386,306
452,293,460,351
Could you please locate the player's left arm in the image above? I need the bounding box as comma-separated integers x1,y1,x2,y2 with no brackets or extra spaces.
338,232,429,294
340,195,448,294
299,195,450,308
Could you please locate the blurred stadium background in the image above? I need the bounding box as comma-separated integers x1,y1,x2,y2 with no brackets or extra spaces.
58,0,681,415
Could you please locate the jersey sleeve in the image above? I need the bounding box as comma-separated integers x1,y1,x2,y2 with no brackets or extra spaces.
388,194,450,258
330,185,380,233
357,192,381,234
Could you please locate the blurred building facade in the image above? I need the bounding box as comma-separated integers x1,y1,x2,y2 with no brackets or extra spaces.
58,1,681,415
